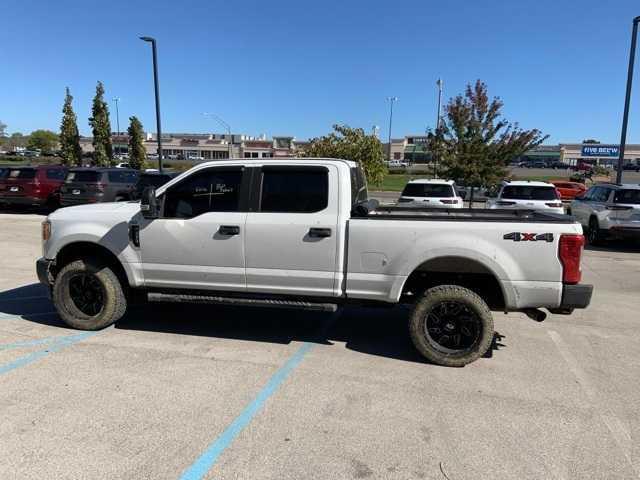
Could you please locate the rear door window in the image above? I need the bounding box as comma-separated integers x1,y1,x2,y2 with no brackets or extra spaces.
402,183,454,198
614,189,640,204
350,166,368,205
8,168,36,179
501,186,558,200
163,168,243,219
66,171,101,183
46,169,66,180
259,168,328,213
108,170,139,183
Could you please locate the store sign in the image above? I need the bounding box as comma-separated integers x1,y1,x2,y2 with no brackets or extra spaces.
581,145,619,157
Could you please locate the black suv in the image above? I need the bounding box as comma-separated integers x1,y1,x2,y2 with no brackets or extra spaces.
60,168,139,206
132,171,180,200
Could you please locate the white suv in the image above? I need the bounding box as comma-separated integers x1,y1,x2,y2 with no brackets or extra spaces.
487,181,563,214
397,179,463,208
569,183,640,244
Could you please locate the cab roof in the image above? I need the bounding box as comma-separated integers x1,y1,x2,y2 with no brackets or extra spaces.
193,158,359,169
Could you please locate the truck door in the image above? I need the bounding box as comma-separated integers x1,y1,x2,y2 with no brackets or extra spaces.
139,166,247,291
244,165,339,297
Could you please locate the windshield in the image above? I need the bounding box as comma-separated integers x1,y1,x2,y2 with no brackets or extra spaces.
402,183,454,198
614,189,640,205
8,168,36,179
501,186,558,200
66,170,101,183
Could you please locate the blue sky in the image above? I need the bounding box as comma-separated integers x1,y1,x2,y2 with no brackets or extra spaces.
1,0,639,144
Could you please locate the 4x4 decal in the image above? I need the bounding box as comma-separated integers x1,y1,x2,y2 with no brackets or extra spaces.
503,232,554,242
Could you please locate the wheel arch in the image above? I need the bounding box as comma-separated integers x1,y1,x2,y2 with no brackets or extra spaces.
397,255,508,310
54,241,133,291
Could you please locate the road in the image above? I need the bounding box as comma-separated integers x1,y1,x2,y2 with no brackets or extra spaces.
1,212,639,479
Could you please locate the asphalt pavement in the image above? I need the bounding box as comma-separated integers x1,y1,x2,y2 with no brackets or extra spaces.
1,212,639,479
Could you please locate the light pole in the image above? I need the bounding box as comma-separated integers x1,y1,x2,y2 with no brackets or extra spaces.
139,36,163,172
202,113,233,159
434,78,443,178
386,97,398,161
616,16,640,185
112,97,121,136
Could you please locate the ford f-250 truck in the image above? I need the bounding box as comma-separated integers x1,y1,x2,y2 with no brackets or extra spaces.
36,159,593,367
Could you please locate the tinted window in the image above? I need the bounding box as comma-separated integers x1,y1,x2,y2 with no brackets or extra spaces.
164,168,242,218
614,189,640,204
350,166,368,205
401,183,454,198
260,168,328,213
8,168,36,179
46,169,66,180
501,186,558,200
66,171,101,182
592,187,610,202
108,170,138,183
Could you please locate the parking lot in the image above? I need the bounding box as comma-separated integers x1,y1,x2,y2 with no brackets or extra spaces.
1,212,639,479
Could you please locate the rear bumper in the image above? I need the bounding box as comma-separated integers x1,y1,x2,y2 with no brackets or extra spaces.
0,195,45,206
560,284,593,309
36,257,55,287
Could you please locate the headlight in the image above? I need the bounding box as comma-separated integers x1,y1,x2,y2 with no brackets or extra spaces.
42,220,51,241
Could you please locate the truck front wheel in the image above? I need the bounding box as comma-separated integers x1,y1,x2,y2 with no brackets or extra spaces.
409,285,494,367
53,259,127,330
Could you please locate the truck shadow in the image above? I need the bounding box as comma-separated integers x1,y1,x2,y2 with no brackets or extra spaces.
0,283,505,366
584,240,640,253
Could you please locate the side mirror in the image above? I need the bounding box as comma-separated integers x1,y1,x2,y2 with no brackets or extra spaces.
351,199,379,217
140,186,159,219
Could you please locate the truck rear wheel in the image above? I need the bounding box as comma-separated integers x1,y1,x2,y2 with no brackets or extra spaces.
409,285,494,367
53,259,127,330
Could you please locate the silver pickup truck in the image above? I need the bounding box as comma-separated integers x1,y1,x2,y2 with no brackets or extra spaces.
36,159,593,366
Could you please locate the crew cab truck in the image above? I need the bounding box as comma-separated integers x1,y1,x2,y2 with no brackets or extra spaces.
36,159,593,367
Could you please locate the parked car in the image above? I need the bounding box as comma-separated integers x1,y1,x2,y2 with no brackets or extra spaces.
546,161,571,170
133,171,180,200
397,179,463,208
569,183,640,244
0,165,67,209
187,155,205,161
59,168,139,207
387,160,409,168
455,183,492,202
622,163,640,172
115,162,131,169
551,181,587,201
37,158,592,367
486,181,564,214
571,162,595,173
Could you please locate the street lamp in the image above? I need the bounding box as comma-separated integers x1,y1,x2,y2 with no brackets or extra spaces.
139,36,163,172
616,16,640,184
434,78,444,178
112,97,121,136
386,97,398,162
202,112,233,159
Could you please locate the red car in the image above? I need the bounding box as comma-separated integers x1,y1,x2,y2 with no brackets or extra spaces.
0,165,67,209
551,181,587,201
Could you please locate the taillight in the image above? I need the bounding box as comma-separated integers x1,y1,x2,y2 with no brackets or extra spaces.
558,234,584,284
42,220,51,241
546,202,563,208
440,199,458,204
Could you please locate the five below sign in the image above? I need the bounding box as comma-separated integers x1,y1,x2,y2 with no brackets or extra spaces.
581,145,619,157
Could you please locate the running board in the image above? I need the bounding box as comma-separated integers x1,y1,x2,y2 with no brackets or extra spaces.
147,292,338,312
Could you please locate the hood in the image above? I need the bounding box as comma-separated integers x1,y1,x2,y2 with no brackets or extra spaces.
49,201,141,221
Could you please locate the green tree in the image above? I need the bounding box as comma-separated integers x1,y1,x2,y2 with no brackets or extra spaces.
59,87,82,166
428,80,547,206
27,130,58,152
88,81,113,166
304,124,386,185
127,116,146,170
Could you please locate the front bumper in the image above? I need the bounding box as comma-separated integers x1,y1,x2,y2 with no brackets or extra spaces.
560,284,593,309
0,195,45,206
36,257,55,287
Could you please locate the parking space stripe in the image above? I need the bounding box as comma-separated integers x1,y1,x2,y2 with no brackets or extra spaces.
178,342,315,480
0,331,99,376
0,335,65,351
